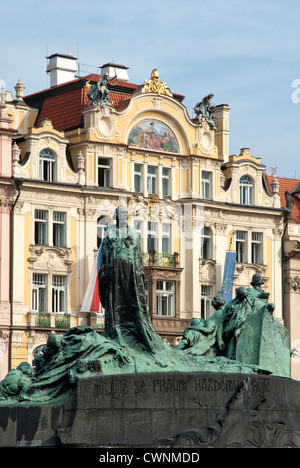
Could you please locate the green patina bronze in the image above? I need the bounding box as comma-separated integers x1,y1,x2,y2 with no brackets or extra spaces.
0,207,292,405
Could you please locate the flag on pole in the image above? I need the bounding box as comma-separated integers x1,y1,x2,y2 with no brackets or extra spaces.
221,251,237,303
81,243,102,312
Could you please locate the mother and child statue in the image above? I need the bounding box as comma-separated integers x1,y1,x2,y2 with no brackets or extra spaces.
0,207,293,404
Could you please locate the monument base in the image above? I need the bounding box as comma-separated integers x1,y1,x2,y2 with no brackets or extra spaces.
1,372,300,448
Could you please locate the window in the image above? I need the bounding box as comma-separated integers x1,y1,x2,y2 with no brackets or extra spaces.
156,280,175,316
162,168,170,196
52,276,66,313
32,274,47,312
147,221,158,251
39,149,56,182
34,210,48,245
162,223,171,253
201,286,211,319
236,231,247,263
201,171,212,199
53,212,66,247
98,158,111,187
251,232,263,264
239,175,253,205
134,164,142,192
147,166,157,195
201,227,211,259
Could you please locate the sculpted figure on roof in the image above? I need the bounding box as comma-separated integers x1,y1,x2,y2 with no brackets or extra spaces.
194,93,216,129
86,72,118,107
143,69,172,97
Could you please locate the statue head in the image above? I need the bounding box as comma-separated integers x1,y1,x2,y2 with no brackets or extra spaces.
236,287,248,301
250,274,264,287
212,295,226,310
17,362,34,376
150,69,159,81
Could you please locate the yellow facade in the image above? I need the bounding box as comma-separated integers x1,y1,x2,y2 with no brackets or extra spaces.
0,70,286,377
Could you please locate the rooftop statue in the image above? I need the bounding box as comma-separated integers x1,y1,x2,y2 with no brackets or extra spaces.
86,72,118,107
0,213,292,404
194,93,216,129
143,69,173,97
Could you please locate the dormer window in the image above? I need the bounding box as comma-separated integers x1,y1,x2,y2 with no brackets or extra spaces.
39,149,56,182
239,175,253,205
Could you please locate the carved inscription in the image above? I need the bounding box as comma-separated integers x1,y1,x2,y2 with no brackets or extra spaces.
92,376,271,401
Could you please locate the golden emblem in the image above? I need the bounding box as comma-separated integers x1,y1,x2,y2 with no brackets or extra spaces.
143,69,172,97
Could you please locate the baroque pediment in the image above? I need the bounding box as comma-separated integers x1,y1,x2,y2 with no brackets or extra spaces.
28,245,73,272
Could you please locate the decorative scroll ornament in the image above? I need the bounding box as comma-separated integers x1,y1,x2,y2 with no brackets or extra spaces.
143,69,172,97
288,276,300,291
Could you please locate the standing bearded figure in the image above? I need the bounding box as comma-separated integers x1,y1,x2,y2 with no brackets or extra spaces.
99,206,163,353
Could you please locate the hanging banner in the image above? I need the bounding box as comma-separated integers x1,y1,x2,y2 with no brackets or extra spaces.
221,251,237,303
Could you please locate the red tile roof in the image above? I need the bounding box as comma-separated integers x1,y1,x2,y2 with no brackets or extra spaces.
36,86,88,130
265,175,300,223
23,73,185,132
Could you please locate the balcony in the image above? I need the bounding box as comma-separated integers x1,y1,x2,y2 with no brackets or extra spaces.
142,251,179,267
28,311,72,329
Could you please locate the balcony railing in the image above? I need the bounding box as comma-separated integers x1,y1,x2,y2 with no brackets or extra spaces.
31,311,71,329
142,251,179,267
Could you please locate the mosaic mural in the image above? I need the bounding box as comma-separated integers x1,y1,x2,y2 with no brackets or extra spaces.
128,120,178,153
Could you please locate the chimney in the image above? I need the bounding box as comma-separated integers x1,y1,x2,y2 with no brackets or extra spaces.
100,63,129,82
47,53,78,87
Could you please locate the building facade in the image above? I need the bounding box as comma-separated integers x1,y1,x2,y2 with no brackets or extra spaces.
265,174,300,379
0,54,287,378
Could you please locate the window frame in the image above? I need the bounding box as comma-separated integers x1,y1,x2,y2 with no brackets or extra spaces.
162,222,171,254
147,221,158,252
147,166,157,195
236,230,247,263
239,175,253,205
201,226,212,260
52,275,66,313
53,212,66,247
34,209,48,246
39,148,56,182
32,274,47,312
251,232,263,264
201,170,212,200
156,280,176,317
162,167,170,196
98,157,111,188
134,163,142,193
201,285,212,319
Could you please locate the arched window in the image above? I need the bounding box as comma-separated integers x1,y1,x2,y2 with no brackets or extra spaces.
239,175,253,205
32,345,45,365
201,227,212,259
39,149,56,182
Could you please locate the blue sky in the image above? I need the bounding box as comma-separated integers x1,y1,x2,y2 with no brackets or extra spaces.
1,0,300,178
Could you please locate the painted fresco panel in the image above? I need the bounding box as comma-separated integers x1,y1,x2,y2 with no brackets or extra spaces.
128,120,178,153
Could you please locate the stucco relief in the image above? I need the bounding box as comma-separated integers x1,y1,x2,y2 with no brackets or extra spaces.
234,263,268,288
287,276,300,292
195,121,217,156
28,245,73,272
199,259,216,283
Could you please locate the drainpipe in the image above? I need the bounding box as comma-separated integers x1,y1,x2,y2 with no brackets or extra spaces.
281,207,289,327
8,178,23,370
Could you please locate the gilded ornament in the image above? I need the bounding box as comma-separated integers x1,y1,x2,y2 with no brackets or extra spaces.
143,69,172,97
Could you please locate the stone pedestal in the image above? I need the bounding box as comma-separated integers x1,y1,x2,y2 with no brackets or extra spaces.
1,372,300,448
